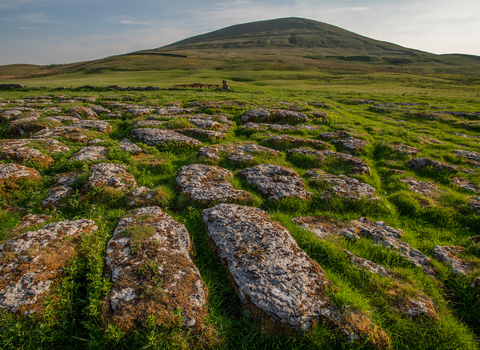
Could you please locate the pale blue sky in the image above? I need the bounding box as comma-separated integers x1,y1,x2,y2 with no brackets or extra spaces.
0,0,479,65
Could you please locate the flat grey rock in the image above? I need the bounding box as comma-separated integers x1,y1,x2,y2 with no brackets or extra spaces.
241,109,311,123
432,246,473,275
72,120,112,133
69,146,107,162
118,138,143,155
42,172,80,207
399,176,442,194
408,157,458,174
84,163,137,193
0,138,68,166
0,163,41,186
33,126,93,143
333,137,369,152
238,164,312,201
268,135,331,149
131,128,201,147
196,143,281,162
452,150,480,168
308,173,378,201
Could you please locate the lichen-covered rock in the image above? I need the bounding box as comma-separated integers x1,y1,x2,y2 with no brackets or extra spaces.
33,126,93,143
125,108,156,116
45,115,80,124
238,164,312,201
0,220,98,314
242,122,301,131
268,134,331,149
450,177,479,193
176,128,225,141
470,197,480,212
0,163,41,190
388,169,406,175
319,130,356,139
88,105,111,114
202,204,389,346
104,207,207,330
189,116,231,131
287,148,371,175
156,107,194,115
344,218,434,275
41,172,80,207
308,173,378,201
127,186,166,207
131,128,201,147
0,138,68,166
8,115,60,136
452,150,480,167
12,214,52,233
399,177,442,194
241,109,311,124
390,144,420,155
292,216,341,239
68,106,98,119
344,250,391,277
333,137,369,152
398,297,437,319
408,158,458,174
432,246,473,275
69,146,107,162
117,138,143,155
176,164,250,203
72,120,112,133
134,120,167,128
196,143,281,162
84,163,137,193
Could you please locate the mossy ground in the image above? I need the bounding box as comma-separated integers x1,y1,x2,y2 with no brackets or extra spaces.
0,69,479,349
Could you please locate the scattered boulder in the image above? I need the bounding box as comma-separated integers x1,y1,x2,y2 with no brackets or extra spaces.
11,214,52,233
104,207,207,330
131,128,201,147
390,144,420,155
0,138,68,167
176,128,225,141
408,158,458,174
287,148,371,175
292,216,342,239
125,108,156,117
0,163,41,190
69,146,107,162
0,220,98,314
238,164,312,201
88,105,111,114
33,126,94,143
44,115,80,124
333,137,369,152
8,115,60,136
267,135,331,149
156,107,194,115
319,131,356,139
432,246,473,275
41,172,80,207
242,122,301,131
308,173,379,201
344,250,391,277
241,109,311,124
470,197,480,212
83,163,136,195
118,138,143,155
134,120,167,128
68,106,98,119
196,143,281,162
189,116,231,131
452,150,480,168
202,204,389,346
176,164,250,203
127,186,166,207
399,177,442,194
450,177,479,193
72,120,112,133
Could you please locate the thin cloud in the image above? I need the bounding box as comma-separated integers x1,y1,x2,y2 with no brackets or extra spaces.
19,12,60,24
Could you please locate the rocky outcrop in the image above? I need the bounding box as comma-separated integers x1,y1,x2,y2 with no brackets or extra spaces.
0,138,69,167
292,216,342,239
319,131,356,139
176,164,250,203
0,220,98,314
408,158,458,174
308,172,378,201
176,128,225,141
432,246,473,275
241,109,311,124
34,126,94,143
72,120,112,133
452,150,480,168
0,163,42,190
344,250,391,277
238,164,312,201
267,135,331,149
11,214,52,233
41,172,80,207
242,122,301,131
68,106,98,119
104,207,207,330
69,146,107,162
84,163,137,193
118,138,143,155
390,144,420,155
196,143,281,162
131,128,201,147
333,137,369,152
399,177,442,194
470,197,480,212
450,177,479,193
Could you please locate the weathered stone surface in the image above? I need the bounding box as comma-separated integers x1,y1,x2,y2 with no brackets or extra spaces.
125,108,156,116
287,148,371,175
104,207,207,330
319,130,356,139
0,138,68,166
12,214,52,233
202,204,388,345
399,176,442,194
292,216,341,239
333,137,369,152
242,122,300,131
72,120,112,133
388,169,406,175
408,158,458,174
309,173,379,201
390,144,420,155
472,277,480,290
470,197,480,212
134,120,167,128
85,163,136,193
450,177,479,193
156,107,194,115
398,297,437,319
68,106,98,119
343,218,434,275
304,168,326,177
127,186,166,207
0,163,41,189
8,115,59,136
0,220,98,314
89,105,111,114
118,138,143,155
268,134,331,149
34,126,93,143
196,143,281,162
189,116,231,131
452,150,480,168
131,128,201,147
238,164,311,201
344,250,391,277
176,164,250,202
177,128,225,141
41,172,80,207
70,146,107,162
241,109,311,124
432,246,473,275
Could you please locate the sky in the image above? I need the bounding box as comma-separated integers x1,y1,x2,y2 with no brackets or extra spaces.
0,0,479,65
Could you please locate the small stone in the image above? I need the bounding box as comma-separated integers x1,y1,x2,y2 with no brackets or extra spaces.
399,177,442,194
432,246,473,275
452,150,480,168
69,146,107,162
390,144,420,155
450,177,479,193
118,139,143,155
72,120,112,133
408,158,458,174
333,137,369,152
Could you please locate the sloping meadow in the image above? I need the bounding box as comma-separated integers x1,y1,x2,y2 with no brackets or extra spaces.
0,86,479,350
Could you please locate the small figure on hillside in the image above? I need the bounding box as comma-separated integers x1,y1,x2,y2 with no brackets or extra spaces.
217,80,232,91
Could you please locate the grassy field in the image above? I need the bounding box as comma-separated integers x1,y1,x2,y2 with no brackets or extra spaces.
0,66,479,350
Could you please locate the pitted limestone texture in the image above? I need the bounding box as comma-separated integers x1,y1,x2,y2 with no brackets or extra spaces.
176,128,226,141
432,246,473,275
131,128,201,147
292,216,341,239
176,164,250,202
68,106,98,119
408,158,458,174
202,204,387,344
104,206,207,330
241,109,312,124
238,164,312,201
196,143,281,162
34,126,94,143
390,144,420,155
343,218,434,276
268,134,331,149
72,120,112,133
42,172,80,207
84,163,137,193
333,137,369,152
12,214,52,233
452,150,480,168
308,172,378,201
242,122,301,131
399,177,442,194
70,146,107,162
287,148,371,175
0,163,41,188
0,220,98,314
118,138,143,155
0,138,68,166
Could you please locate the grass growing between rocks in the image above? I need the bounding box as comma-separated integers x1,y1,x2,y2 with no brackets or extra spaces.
0,70,479,349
